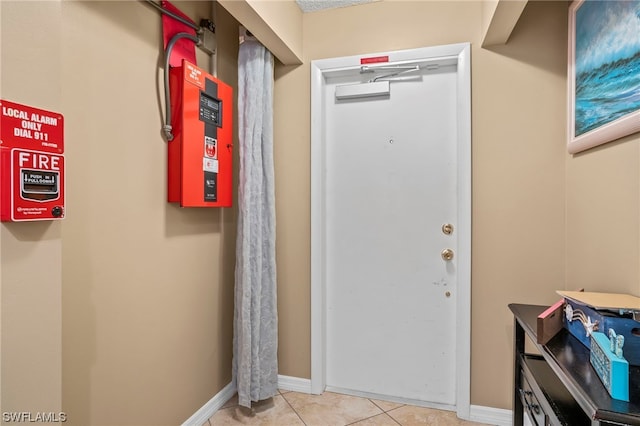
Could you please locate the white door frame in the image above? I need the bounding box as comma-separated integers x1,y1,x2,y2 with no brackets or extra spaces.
310,43,472,420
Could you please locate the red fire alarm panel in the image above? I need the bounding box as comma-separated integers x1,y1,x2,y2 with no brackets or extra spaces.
168,60,232,207
0,100,65,222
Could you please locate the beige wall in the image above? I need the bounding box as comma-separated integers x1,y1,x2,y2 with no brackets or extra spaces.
1,0,64,420
3,0,640,421
2,1,239,425
566,134,640,295
472,1,568,408
217,0,302,65
274,0,569,409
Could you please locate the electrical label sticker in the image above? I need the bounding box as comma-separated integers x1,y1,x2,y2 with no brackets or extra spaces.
204,136,217,159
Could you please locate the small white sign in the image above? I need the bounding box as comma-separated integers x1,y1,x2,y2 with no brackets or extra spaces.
203,157,218,173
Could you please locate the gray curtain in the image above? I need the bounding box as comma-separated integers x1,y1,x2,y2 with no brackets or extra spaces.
232,39,278,408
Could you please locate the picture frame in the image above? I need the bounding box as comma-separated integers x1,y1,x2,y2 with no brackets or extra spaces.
567,0,640,154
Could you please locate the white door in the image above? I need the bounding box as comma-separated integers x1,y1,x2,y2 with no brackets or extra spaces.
312,44,471,411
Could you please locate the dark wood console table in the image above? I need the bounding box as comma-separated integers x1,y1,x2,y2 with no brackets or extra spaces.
510,303,640,426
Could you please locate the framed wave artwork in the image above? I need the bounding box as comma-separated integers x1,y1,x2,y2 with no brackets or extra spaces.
567,0,640,154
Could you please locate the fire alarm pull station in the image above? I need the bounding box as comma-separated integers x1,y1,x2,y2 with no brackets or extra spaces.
0,100,64,222
168,59,232,207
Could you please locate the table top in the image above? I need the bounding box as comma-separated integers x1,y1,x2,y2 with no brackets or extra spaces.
509,303,640,425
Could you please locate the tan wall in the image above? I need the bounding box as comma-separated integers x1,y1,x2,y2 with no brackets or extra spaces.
566,134,640,295
4,0,639,420
472,1,568,408
246,0,303,60
2,1,239,425
274,0,569,409
1,0,64,420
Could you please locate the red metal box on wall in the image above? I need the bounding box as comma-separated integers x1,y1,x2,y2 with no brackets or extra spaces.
0,100,65,221
168,60,233,207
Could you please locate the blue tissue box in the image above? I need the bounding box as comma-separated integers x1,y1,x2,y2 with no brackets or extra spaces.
564,298,640,366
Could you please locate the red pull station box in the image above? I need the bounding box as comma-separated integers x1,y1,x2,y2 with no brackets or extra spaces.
168,60,233,207
0,100,65,221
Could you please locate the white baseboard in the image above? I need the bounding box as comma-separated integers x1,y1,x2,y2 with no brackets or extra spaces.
469,405,512,426
326,385,457,413
278,376,513,426
181,381,236,426
182,377,515,426
277,375,312,393
182,376,309,425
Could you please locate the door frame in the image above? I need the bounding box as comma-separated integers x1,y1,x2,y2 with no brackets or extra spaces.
310,43,472,419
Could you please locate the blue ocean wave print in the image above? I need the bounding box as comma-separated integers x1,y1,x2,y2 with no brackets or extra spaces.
574,0,640,136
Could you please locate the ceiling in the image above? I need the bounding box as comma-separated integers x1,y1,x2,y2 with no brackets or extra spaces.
295,0,377,13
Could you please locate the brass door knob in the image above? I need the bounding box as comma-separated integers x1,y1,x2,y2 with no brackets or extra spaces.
441,248,454,261
442,223,454,235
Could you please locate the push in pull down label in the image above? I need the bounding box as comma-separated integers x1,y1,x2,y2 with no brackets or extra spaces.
21,169,60,201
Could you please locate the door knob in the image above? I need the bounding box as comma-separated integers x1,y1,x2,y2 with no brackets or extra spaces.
441,248,454,261
442,223,454,235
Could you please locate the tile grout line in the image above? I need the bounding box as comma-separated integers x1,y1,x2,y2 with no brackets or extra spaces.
280,391,308,426
386,410,403,426
342,399,393,426
368,399,406,413
367,399,404,425
367,399,403,426
206,391,481,426
368,399,385,412
344,411,398,426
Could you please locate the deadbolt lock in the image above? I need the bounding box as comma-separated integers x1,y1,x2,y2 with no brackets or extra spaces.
442,223,454,235
441,248,454,261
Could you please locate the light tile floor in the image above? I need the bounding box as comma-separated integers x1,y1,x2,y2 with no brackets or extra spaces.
205,390,489,425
